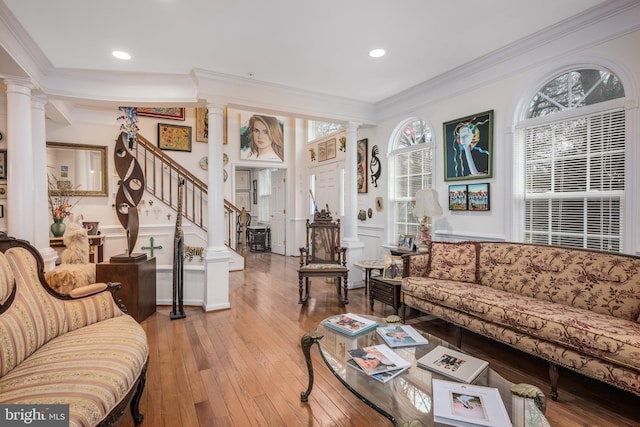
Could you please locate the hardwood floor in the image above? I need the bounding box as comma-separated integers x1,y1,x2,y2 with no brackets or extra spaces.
118,252,640,427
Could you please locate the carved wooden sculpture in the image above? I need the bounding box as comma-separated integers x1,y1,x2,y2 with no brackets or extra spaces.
114,131,145,258
171,178,186,320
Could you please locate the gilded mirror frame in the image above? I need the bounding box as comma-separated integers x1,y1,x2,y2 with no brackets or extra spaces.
46,142,108,197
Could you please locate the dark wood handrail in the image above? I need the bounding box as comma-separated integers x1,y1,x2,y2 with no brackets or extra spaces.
133,134,248,259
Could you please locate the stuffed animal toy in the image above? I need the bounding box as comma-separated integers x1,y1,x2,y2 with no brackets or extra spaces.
61,214,90,264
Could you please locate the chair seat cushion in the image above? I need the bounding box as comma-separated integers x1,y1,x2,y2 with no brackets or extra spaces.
0,314,148,427
299,263,347,272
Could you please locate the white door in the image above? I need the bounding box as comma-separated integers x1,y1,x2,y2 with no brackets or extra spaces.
270,169,286,255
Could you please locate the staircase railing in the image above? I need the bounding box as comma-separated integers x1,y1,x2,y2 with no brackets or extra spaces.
133,134,248,257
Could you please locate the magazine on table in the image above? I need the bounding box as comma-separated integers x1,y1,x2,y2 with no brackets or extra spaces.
323,313,378,336
346,358,408,383
417,345,489,384
347,344,411,376
432,379,512,427
376,324,429,348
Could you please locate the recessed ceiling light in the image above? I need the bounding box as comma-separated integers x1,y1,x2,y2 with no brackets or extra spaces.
112,50,131,60
369,48,386,58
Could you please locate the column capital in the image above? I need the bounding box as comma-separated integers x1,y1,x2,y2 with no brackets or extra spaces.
206,103,226,115
345,121,361,132
3,77,34,93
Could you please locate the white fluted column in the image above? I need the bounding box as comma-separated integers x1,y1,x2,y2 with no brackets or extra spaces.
4,79,34,243
31,94,57,270
343,122,364,287
203,103,230,311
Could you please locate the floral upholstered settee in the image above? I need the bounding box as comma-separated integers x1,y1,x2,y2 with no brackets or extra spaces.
0,233,149,426
401,241,640,400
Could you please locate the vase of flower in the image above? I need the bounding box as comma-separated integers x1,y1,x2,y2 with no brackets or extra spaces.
51,218,66,237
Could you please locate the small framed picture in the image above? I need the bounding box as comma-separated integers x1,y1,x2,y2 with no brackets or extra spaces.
158,123,192,152
383,255,404,281
318,141,327,162
0,150,6,179
0,184,6,199
449,185,468,211
468,183,490,211
236,170,251,190
236,192,250,212
326,138,336,159
397,234,414,250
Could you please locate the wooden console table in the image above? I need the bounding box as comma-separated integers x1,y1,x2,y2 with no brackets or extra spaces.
50,234,105,263
96,257,156,323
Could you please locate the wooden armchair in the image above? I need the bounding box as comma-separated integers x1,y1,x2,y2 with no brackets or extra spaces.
298,217,348,305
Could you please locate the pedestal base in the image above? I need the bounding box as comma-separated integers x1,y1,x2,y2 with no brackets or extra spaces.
110,252,148,263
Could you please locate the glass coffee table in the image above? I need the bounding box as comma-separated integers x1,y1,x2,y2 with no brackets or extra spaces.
301,315,549,427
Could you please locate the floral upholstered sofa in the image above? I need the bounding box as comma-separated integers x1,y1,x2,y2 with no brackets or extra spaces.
0,233,149,426
401,241,640,400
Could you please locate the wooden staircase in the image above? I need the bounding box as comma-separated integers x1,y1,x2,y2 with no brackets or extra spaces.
132,134,250,262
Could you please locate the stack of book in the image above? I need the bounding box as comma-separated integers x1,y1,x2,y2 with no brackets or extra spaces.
322,313,378,336
432,379,512,427
346,344,412,383
376,324,429,348
417,345,489,384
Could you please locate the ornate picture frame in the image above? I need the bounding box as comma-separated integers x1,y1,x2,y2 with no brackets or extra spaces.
158,123,192,152
137,107,185,120
443,110,493,181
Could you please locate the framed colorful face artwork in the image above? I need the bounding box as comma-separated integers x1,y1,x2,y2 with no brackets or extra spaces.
443,110,493,181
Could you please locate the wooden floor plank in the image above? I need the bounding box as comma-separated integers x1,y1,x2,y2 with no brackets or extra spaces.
115,252,639,427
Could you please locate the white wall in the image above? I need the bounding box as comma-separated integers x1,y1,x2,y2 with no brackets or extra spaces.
372,29,640,253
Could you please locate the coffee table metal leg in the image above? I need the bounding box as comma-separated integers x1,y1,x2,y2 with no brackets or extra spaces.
300,331,324,402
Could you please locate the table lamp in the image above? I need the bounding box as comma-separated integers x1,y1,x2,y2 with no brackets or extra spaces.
414,189,443,251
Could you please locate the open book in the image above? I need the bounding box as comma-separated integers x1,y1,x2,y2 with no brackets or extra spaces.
346,359,408,383
347,344,411,376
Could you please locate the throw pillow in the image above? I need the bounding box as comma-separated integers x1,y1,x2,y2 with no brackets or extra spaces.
428,241,479,283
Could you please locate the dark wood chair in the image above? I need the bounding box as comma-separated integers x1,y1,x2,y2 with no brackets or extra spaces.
236,211,251,249
297,216,348,305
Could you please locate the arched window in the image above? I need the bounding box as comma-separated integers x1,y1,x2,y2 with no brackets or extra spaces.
519,67,625,251
389,118,434,244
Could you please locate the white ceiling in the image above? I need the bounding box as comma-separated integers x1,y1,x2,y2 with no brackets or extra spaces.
2,0,607,105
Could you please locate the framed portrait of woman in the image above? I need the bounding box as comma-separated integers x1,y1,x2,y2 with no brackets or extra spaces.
239,113,285,162
443,110,493,181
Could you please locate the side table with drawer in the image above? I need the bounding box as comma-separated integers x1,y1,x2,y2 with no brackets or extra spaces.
369,275,402,315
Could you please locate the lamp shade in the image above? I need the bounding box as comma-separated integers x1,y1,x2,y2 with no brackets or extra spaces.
415,189,443,218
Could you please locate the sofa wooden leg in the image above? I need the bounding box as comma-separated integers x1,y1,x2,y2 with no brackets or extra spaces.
298,277,309,304
549,362,559,401
454,325,463,348
130,361,148,425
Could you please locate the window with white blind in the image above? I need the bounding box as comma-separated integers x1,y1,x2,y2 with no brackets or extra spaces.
258,169,271,222
389,118,434,244
521,68,625,251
